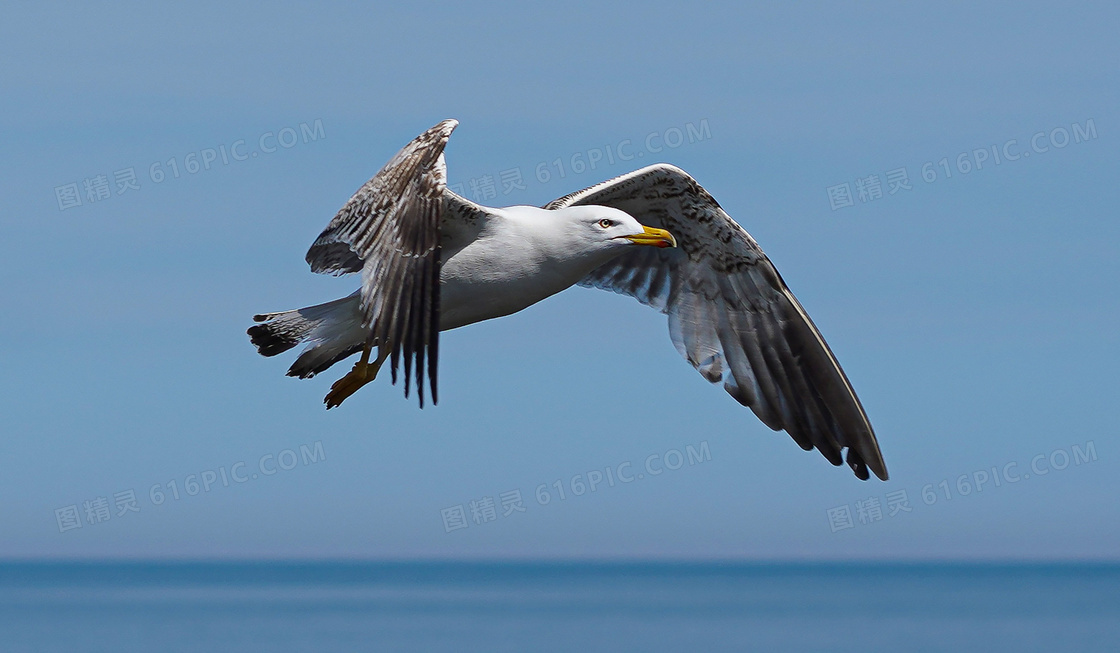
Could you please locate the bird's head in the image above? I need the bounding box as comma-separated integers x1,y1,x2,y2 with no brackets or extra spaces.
502,205,678,283
568,206,677,252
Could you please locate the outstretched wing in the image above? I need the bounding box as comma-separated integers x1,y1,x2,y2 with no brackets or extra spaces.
305,119,457,406
545,164,886,480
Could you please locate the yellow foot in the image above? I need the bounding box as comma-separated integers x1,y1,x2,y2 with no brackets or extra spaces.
324,353,383,409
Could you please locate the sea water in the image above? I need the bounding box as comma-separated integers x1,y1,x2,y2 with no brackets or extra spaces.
1,561,1117,652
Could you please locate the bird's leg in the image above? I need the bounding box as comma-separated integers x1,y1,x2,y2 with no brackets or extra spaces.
324,342,389,409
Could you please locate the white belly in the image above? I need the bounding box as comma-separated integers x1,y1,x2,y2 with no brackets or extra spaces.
437,243,579,331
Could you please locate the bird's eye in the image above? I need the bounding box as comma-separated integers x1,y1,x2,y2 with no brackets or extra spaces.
598,218,613,228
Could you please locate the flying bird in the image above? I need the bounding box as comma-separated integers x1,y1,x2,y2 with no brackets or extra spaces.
248,119,887,480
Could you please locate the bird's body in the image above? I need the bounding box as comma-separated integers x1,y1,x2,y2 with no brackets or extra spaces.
248,119,888,481
255,204,661,365
439,205,650,330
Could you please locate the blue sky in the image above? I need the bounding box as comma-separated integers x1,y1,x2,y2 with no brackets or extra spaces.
1,2,1116,560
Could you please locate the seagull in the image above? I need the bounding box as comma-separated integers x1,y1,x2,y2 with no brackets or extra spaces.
248,119,887,480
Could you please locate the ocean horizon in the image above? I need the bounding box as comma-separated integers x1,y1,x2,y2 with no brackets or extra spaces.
2,560,1117,652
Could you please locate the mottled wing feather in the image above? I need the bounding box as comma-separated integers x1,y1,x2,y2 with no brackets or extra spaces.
304,119,458,406
545,164,887,480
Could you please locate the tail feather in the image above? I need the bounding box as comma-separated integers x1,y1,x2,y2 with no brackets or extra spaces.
288,342,363,379
247,292,367,379
248,311,315,357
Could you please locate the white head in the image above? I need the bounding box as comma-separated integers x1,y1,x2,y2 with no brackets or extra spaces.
492,205,677,288
547,205,677,257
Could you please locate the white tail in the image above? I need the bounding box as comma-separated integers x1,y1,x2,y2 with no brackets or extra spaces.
247,292,367,378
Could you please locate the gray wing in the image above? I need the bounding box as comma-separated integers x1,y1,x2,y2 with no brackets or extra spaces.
304,119,460,406
545,164,887,480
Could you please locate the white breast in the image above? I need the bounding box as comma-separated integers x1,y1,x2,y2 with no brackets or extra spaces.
436,206,613,330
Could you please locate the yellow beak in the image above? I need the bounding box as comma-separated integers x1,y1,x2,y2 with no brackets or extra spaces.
623,225,677,248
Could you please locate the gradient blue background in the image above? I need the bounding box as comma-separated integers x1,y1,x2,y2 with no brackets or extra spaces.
1,2,1115,560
